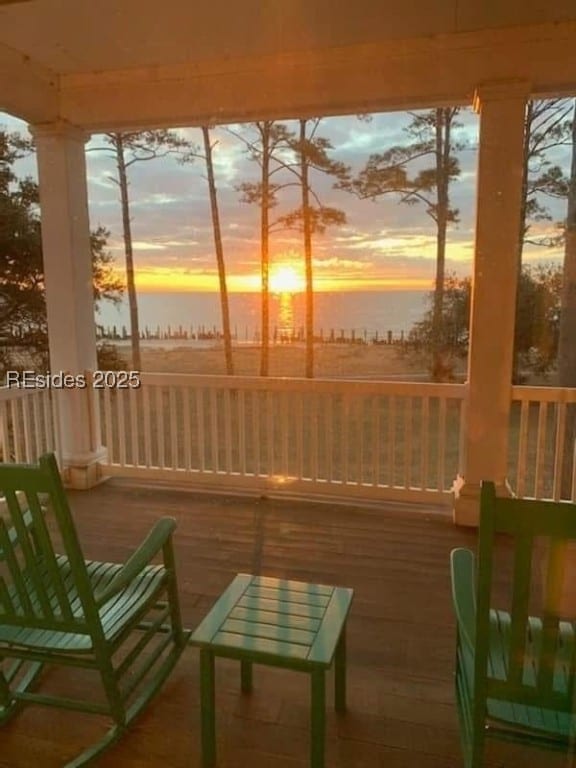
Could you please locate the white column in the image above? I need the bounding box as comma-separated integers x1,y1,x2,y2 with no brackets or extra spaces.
453,82,529,526
32,120,105,488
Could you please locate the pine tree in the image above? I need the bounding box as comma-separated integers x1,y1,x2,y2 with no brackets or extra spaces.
278,119,349,378
89,130,188,369
344,108,463,380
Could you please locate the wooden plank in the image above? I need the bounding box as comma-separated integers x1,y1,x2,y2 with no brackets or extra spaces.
326,394,333,483
10,399,22,463
211,630,310,660
169,386,178,470
266,391,274,478
220,618,316,646
130,386,139,467
244,584,331,607
250,575,333,596
238,389,246,476
310,393,319,482
237,595,327,619
534,401,548,499
190,573,253,645
552,402,566,501
0,401,9,460
372,396,380,487
403,397,412,489
183,388,192,471
388,396,396,487
507,535,533,687
196,387,206,472
516,399,530,497
437,397,447,492
252,390,260,476
281,391,289,477
296,391,304,480
342,395,349,484
143,384,152,468
210,389,219,472
228,606,322,633
32,394,42,460
307,586,354,665
102,388,114,464
156,386,166,469
117,389,127,467
224,388,232,473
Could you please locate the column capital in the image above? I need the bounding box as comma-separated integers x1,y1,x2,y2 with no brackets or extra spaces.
473,79,531,113
29,119,89,144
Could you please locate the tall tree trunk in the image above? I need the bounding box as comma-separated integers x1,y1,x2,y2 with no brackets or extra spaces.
558,101,576,498
260,124,271,377
432,108,449,381
300,120,315,379
114,134,141,370
202,126,234,375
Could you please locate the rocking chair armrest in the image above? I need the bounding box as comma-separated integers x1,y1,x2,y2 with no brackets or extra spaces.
95,517,177,606
450,547,477,651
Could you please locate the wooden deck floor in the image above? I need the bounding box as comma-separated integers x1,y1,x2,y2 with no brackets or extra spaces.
0,481,570,767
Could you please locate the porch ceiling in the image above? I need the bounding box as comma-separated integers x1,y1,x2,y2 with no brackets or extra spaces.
1,1,576,131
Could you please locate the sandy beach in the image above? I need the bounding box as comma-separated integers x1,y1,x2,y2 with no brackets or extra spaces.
129,341,427,379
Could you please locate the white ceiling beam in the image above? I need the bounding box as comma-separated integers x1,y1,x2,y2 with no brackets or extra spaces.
57,22,576,133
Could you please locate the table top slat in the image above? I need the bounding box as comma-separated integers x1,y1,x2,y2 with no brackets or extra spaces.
221,618,315,647
237,595,327,619
229,606,322,632
245,584,332,608
250,575,333,596
212,630,310,660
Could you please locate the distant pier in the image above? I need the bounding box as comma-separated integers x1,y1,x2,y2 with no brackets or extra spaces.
95,323,407,345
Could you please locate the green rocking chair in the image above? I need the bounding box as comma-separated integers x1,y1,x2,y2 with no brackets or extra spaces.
0,453,191,766
451,481,576,767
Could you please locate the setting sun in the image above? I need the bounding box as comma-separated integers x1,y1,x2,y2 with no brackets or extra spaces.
269,264,305,294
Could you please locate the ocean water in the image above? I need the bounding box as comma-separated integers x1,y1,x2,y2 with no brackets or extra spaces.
97,290,429,342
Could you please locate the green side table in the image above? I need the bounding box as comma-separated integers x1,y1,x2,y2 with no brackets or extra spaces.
190,573,354,767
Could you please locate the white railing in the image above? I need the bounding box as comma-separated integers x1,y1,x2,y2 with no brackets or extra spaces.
509,386,576,501
3,375,576,507
97,373,465,503
0,386,62,465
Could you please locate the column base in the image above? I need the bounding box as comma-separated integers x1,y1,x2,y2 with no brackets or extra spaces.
61,447,108,490
452,475,513,527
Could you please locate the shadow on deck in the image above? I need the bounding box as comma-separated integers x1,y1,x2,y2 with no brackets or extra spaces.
0,481,569,767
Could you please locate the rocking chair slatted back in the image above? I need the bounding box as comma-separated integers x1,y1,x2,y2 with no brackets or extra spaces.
0,455,96,632
476,482,576,714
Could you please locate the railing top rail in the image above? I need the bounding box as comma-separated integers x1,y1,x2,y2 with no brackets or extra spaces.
135,372,466,399
512,385,576,404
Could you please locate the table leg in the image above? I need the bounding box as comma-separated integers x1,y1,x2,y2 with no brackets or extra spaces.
310,669,326,768
240,659,253,693
334,626,347,714
200,649,216,768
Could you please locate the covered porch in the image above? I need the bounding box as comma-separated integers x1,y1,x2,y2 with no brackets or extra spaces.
2,1,576,522
0,479,566,767
1,4,576,762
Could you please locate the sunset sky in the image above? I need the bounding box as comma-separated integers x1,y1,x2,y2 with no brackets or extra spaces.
2,108,570,294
